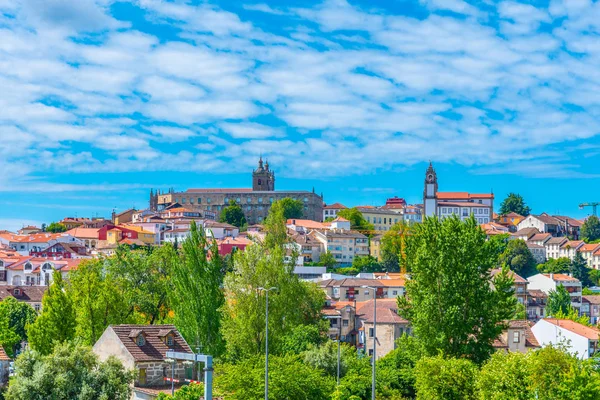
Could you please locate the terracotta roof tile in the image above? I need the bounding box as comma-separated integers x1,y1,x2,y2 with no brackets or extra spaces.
0,346,10,361
543,319,600,340
110,324,192,362
0,286,47,303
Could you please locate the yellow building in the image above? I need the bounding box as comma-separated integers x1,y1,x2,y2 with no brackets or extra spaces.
370,234,383,261
119,225,157,245
498,212,525,230
357,208,403,232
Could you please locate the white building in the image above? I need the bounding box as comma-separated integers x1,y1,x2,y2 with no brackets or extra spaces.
559,240,585,261
313,230,369,265
527,243,546,264
423,163,493,223
517,214,563,236
544,237,568,260
528,273,582,311
580,244,600,269
0,232,84,256
531,319,599,360
323,203,347,222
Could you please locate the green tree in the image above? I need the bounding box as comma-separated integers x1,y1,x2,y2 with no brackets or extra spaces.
69,258,134,345
499,193,531,216
279,323,326,355
270,197,304,219
170,221,225,357
216,354,335,400
336,208,374,231
219,200,247,228
379,223,410,272
108,245,175,324
0,298,36,357
27,271,76,355
553,306,592,327
398,216,516,364
477,351,532,400
537,257,571,274
318,251,337,268
376,335,425,399
498,239,537,277
581,215,600,242
570,252,592,287
546,284,572,317
487,233,510,260
512,302,527,320
156,383,205,400
45,222,67,233
589,269,600,286
414,355,478,400
351,255,380,273
5,342,133,400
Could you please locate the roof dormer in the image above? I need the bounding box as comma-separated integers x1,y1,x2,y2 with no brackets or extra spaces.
129,329,147,347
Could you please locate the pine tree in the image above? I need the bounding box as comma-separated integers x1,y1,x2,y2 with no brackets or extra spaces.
570,252,592,288
27,271,76,355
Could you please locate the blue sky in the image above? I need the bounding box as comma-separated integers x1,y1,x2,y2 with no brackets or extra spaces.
1,0,600,230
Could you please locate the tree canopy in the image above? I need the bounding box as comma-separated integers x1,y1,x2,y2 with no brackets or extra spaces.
318,251,336,268
581,215,600,243
398,216,516,364
351,255,380,272
537,257,571,274
0,297,36,357
379,222,410,272
5,342,133,400
336,208,374,231
499,193,531,216
570,252,592,288
546,284,573,317
45,222,67,233
498,239,538,277
219,200,247,228
270,197,304,219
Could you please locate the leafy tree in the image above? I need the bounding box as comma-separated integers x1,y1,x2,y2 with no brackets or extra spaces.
69,258,134,345
216,354,335,400
336,208,374,231
351,255,380,273
376,335,425,399
379,223,410,272
512,302,527,320
553,306,592,327
546,284,572,317
318,251,337,268
219,200,247,228
477,351,531,400
45,222,67,233
589,269,600,286
279,323,326,355
270,197,304,219
537,257,571,274
570,252,592,287
0,298,36,357
581,215,600,242
414,355,478,400
498,239,537,277
170,221,225,357
27,271,76,355
5,342,133,400
108,245,175,324
303,340,363,378
487,233,510,260
499,193,531,216
335,267,359,275
397,216,516,364
156,383,205,400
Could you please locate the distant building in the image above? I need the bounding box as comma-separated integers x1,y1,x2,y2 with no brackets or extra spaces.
423,163,493,223
527,289,547,321
313,230,369,265
532,319,599,359
528,273,582,311
497,212,525,232
357,208,403,232
0,285,47,312
527,243,546,263
581,295,600,325
323,202,347,221
493,320,540,354
150,158,323,225
517,214,564,237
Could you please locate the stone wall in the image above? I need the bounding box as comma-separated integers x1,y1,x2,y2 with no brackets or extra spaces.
0,360,9,387
136,361,187,387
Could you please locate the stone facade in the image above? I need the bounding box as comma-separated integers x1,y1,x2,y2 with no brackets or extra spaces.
150,159,323,224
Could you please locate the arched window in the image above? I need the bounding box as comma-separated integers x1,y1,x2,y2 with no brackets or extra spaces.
136,334,145,346
42,263,53,271
24,262,32,271
0,260,4,268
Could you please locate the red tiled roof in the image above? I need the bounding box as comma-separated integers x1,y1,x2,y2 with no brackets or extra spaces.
543,319,600,340
0,286,47,303
490,268,527,283
110,325,192,362
543,273,580,283
324,202,347,209
583,295,600,305
0,346,10,361
356,299,408,324
580,244,600,253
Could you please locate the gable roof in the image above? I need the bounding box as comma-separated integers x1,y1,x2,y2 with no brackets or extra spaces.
109,324,192,362
490,268,527,283
501,212,524,218
324,202,347,209
583,295,600,305
356,298,408,324
512,227,541,239
0,286,47,303
534,214,561,225
542,319,600,340
529,233,552,242
0,346,10,361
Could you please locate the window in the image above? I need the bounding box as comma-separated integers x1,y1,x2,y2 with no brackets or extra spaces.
331,319,338,326
442,208,447,213
383,218,386,224
258,197,263,203
198,198,202,204
247,197,252,203
343,319,348,327
304,197,308,202
167,335,174,347
392,290,398,296
181,198,186,204
368,349,373,356
24,262,32,271
484,209,489,214
269,197,273,203
454,208,458,214
513,331,520,343
34,304,40,312
207,198,211,204
0,271,5,281
258,179,262,185
365,290,369,295
369,328,374,337
247,206,251,211
137,334,145,346
189,198,194,204
13,289,20,295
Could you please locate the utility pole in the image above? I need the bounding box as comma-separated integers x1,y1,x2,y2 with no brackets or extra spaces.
259,287,277,400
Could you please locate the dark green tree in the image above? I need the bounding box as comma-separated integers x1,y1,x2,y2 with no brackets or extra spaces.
477,351,532,400
498,239,537,277
336,208,374,231
318,251,337,268
5,342,133,400
279,323,326,355
170,221,225,357
546,284,572,317
376,335,425,399
0,298,36,357
581,215,600,242
570,252,592,287
414,355,478,400
45,222,67,233
499,193,531,216
270,197,304,219
27,271,76,355
397,216,516,364
219,200,247,228
537,257,571,274
486,233,510,260
351,255,380,272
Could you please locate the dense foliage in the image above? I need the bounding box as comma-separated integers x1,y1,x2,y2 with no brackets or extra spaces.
379,222,410,272
499,193,531,216
271,197,304,219
546,284,573,317
336,208,374,231
498,239,537,277
219,200,247,228
45,221,67,233
581,215,600,242
0,297,36,357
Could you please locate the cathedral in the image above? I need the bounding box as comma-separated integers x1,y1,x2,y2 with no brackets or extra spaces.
149,158,324,224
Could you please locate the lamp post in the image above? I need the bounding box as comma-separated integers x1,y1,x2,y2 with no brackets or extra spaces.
362,285,377,400
337,317,341,386
259,286,277,400
164,358,175,396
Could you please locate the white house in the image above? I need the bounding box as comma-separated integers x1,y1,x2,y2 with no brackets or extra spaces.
0,232,84,256
559,240,585,261
323,202,347,222
313,230,369,265
517,214,563,236
527,243,546,264
580,244,600,269
528,273,582,311
531,319,599,359
544,237,568,260
423,163,493,223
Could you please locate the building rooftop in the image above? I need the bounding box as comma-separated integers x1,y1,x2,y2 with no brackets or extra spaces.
109,324,192,362
0,285,47,303
356,298,408,324
542,319,600,340
0,346,10,361
324,202,347,209
583,295,600,305
490,268,527,283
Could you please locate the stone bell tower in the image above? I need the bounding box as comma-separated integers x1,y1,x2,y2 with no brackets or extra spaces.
252,156,275,191
423,162,438,218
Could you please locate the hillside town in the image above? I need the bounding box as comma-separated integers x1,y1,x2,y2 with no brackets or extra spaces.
1,160,600,399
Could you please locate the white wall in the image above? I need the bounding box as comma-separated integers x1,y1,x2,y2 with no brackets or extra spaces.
531,319,593,359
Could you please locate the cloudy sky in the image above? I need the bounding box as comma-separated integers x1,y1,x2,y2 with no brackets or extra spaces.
1,0,600,230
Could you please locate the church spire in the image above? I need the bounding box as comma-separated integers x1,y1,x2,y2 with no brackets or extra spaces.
258,155,264,170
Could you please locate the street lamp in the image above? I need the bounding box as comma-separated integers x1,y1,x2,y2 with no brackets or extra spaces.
362,285,377,400
336,315,342,386
259,286,277,400
164,357,176,396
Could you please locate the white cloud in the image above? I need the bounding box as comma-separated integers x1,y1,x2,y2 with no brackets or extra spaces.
219,122,283,139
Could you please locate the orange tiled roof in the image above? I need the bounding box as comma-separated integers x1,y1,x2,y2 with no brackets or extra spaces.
286,219,327,229
324,202,347,209
543,273,580,282
580,244,600,253
543,319,600,340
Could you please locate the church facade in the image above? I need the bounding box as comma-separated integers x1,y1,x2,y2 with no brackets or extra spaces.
149,158,324,224
423,163,494,224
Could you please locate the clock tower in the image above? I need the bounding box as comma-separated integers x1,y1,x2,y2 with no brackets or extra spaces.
423,162,438,218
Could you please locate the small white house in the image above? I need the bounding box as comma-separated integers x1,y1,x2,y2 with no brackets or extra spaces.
528,273,582,310
531,319,599,359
